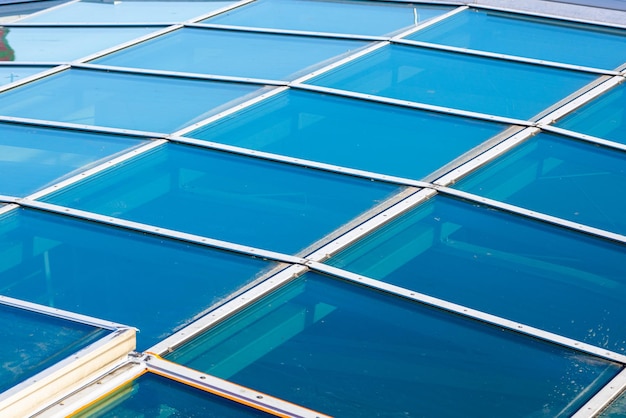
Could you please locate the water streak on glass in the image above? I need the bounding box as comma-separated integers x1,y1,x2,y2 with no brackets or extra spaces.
187,89,510,180
407,8,626,70
0,208,275,349
168,272,621,417
326,195,626,352
308,44,597,120
43,143,401,254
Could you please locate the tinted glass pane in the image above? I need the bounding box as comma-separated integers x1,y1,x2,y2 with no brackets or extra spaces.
556,83,626,145
44,143,400,254
0,303,108,393
1,26,159,62
308,44,596,120
454,133,626,235
188,89,511,179
21,1,235,23
0,208,274,349
407,9,626,70
93,28,368,80
0,123,144,197
204,0,452,36
599,389,626,417
168,273,621,417
74,373,272,417
0,69,269,133
326,196,626,352
0,66,48,86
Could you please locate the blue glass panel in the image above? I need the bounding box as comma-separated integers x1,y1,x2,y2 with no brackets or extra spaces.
0,303,108,393
93,28,368,81
203,0,452,36
556,83,626,145
168,272,621,417
0,208,274,349
326,195,626,352
407,9,626,70
308,44,596,120
44,143,400,254
0,69,270,133
2,26,159,62
187,89,510,179
74,373,272,417
0,66,48,86
454,133,626,235
599,390,626,417
21,1,236,23
0,123,144,197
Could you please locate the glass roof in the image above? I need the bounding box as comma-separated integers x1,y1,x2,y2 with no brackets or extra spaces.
2,0,626,416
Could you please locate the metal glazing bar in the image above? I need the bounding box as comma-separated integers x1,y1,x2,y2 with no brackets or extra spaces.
2,22,169,28
11,0,80,22
185,0,256,24
306,261,626,364
148,264,308,355
171,86,288,137
292,83,534,126
0,203,18,216
0,62,59,66
144,355,331,418
390,5,468,39
185,22,388,42
393,38,621,75
0,64,68,93
539,124,626,153
2,198,308,266
26,140,166,201
571,369,626,417
0,295,129,330
71,63,287,86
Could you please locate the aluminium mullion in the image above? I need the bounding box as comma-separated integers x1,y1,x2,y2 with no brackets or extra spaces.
184,0,256,24
540,124,626,153
0,64,68,94
392,38,620,76
148,264,308,355
306,261,626,365
0,295,129,330
2,22,169,28
72,63,287,86
11,0,80,23
144,355,331,418
571,369,626,417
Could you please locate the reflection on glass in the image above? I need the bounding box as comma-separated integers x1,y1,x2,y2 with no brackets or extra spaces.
454,133,626,235
43,143,400,254
0,66,48,86
408,8,626,70
556,83,626,145
1,26,159,62
0,27,15,61
0,123,145,197
0,208,274,349
74,373,273,417
203,0,452,36
20,1,236,23
188,89,510,179
0,303,108,393
93,28,368,80
308,44,596,120
0,69,270,133
326,195,626,352
168,272,621,417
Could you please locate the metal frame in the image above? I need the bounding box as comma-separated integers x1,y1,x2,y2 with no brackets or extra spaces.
572,369,626,417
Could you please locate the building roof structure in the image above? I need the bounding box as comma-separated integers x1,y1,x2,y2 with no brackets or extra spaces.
1,0,626,416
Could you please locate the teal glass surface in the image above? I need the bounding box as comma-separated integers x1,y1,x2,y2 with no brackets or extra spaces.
598,390,626,417
556,83,626,145
187,89,510,179
74,373,271,417
0,66,48,86
0,123,145,197
43,143,400,254
408,9,626,70
20,1,235,23
309,44,596,119
0,303,108,394
454,133,626,235
326,195,626,352
93,28,368,80
0,69,270,133
204,0,452,36
0,208,275,349
1,26,159,62
168,272,621,417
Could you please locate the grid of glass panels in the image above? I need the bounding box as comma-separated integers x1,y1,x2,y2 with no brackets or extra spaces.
2,0,626,416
